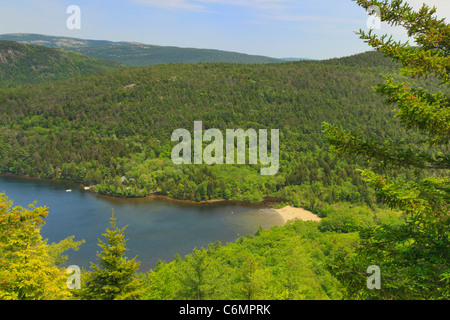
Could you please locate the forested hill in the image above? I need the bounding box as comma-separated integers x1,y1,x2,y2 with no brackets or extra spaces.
0,50,439,208
322,50,400,68
0,33,284,66
72,45,284,66
0,33,141,48
0,41,126,88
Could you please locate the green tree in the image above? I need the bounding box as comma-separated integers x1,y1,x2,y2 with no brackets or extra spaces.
323,0,449,299
177,248,211,300
177,247,231,299
143,262,180,300
0,194,82,300
238,256,263,300
80,211,142,300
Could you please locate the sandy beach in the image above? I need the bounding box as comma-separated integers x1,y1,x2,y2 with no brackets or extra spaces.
271,205,321,225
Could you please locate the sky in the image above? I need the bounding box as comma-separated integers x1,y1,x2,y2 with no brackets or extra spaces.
0,0,448,60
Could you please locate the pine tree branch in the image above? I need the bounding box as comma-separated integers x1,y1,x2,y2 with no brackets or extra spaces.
355,0,450,84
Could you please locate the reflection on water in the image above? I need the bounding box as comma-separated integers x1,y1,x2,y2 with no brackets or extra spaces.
0,175,283,271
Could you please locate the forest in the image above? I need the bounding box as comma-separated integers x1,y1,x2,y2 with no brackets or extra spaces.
0,49,439,211
0,33,284,66
0,0,448,301
0,41,126,88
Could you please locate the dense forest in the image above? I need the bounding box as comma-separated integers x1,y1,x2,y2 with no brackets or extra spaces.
1,48,439,213
72,45,284,66
0,33,140,48
0,41,126,88
0,0,448,301
0,33,284,66
0,192,403,300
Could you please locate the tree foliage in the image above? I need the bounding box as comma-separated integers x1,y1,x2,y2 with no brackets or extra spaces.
0,194,82,299
77,212,143,300
1,0,448,300
0,41,125,88
141,221,352,300
0,47,439,210
323,0,449,299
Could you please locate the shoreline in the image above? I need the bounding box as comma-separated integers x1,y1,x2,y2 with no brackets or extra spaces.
0,173,287,208
1,173,321,226
270,205,321,225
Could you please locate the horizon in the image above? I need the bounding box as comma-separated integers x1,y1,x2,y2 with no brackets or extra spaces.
0,31,374,60
0,0,448,60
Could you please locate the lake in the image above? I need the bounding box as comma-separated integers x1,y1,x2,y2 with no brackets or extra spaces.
0,175,283,271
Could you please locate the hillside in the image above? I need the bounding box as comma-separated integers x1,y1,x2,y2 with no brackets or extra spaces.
72,45,284,66
0,50,436,210
0,33,140,48
0,41,126,88
0,33,284,66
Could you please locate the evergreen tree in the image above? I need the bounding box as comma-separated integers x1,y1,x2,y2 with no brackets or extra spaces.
80,211,142,300
323,0,449,299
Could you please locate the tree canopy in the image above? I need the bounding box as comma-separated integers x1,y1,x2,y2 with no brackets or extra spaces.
323,0,449,299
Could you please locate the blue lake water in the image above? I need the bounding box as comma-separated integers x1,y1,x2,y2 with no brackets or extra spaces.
0,175,283,271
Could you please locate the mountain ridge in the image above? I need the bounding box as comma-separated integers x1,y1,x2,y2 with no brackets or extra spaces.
0,40,126,88
0,48,422,204
0,33,142,48
0,33,286,66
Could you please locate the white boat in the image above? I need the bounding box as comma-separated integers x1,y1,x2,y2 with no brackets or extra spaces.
66,189,72,192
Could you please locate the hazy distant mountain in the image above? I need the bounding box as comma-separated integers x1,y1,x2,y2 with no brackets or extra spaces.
280,57,316,61
0,33,286,66
0,40,126,87
73,45,285,66
0,33,140,49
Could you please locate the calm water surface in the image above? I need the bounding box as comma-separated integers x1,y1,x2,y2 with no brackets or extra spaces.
0,175,283,271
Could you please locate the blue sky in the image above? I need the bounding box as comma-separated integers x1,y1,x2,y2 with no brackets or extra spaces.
0,0,448,59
